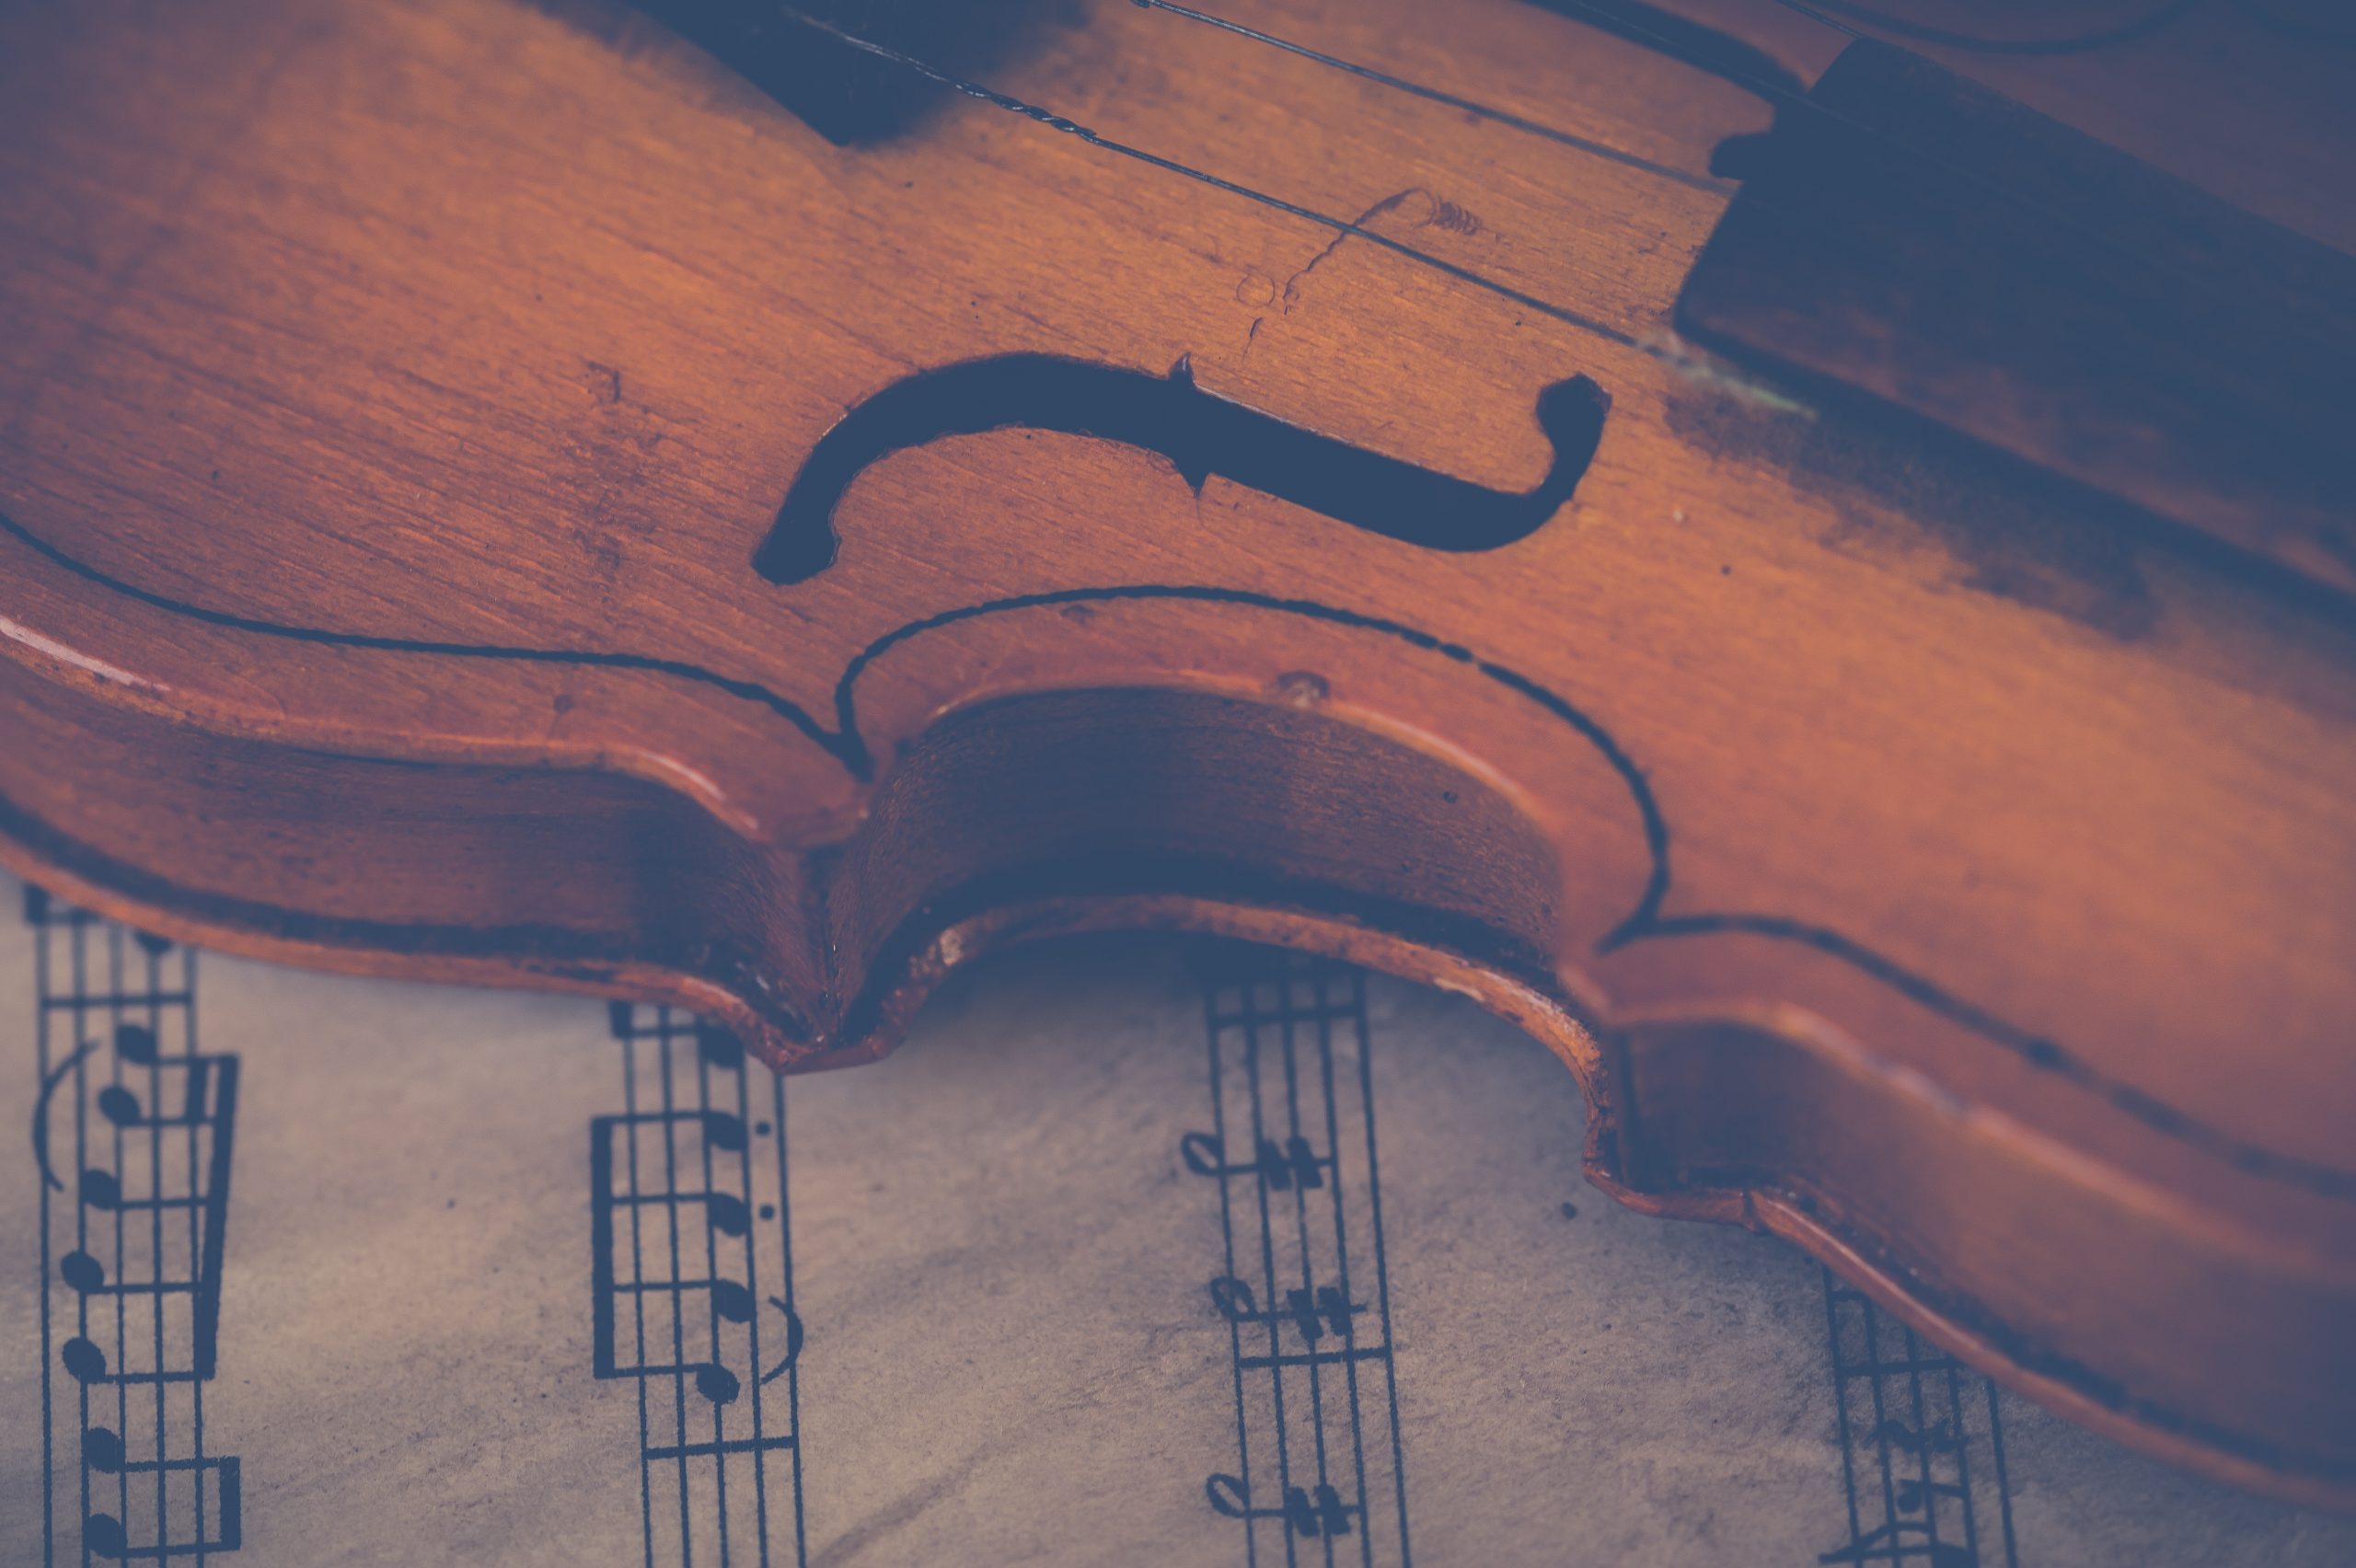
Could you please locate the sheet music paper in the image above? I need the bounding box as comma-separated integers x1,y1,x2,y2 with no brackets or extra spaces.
2,872,2350,1566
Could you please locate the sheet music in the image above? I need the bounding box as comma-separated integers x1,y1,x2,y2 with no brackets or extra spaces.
1189,962,1408,1562
18,890,241,1565
2,873,2350,1565
591,1003,806,1565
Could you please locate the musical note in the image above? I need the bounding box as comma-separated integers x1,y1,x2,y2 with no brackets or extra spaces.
1289,1285,1355,1343
588,1002,809,1565
83,1482,245,1564
590,1113,765,1387
27,896,246,1562
1205,1275,1365,1345
58,1249,197,1300
601,1106,751,1152
1205,1473,1360,1539
1817,1271,2019,1567
711,1279,756,1322
76,1427,244,1561
693,1020,745,1069
78,1167,214,1215
1180,1129,1327,1190
61,1335,109,1383
59,1333,213,1390
1287,1483,1356,1540
78,1029,236,1384
1184,950,1412,1563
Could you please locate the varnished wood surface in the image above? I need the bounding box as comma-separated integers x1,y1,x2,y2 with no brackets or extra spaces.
1,0,2352,1506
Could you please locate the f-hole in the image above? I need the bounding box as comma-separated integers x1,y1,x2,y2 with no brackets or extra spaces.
753,354,1610,585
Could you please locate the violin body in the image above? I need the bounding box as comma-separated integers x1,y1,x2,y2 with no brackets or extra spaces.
3,0,2353,1506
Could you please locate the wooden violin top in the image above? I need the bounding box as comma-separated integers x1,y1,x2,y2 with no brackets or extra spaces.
1,0,2351,1508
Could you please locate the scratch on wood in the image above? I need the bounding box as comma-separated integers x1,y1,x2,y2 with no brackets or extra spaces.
1282,188,1479,313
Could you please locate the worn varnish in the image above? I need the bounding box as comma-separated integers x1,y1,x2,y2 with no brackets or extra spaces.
1,0,2352,1510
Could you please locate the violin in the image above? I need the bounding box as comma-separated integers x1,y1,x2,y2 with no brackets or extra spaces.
3,0,2351,1509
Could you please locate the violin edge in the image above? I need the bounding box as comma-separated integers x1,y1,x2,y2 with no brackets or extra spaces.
2,659,2350,1513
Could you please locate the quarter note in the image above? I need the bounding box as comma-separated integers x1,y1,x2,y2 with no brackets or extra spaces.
694,1363,742,1405
706,1190,751,1235
61,1335,108,1384
60,1335,201,1388
30,897,248,1559
83,1426,124,1471
711,1278,756,1322
57,1249,193,1297
705,1112,748,1153
80,1455,242,1559
95,1022,229,1127
76,1168,213,1214
695,1023,745,1068
81,1424,244,1486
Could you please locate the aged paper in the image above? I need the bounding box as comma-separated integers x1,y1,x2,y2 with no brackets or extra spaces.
3,877,2350,1566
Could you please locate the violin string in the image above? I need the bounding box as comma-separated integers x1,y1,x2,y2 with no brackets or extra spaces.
1144,0,2252,314
776,6,1654,353
1123,0,1918,194
775,1,2243,400
1126,0,1732,196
